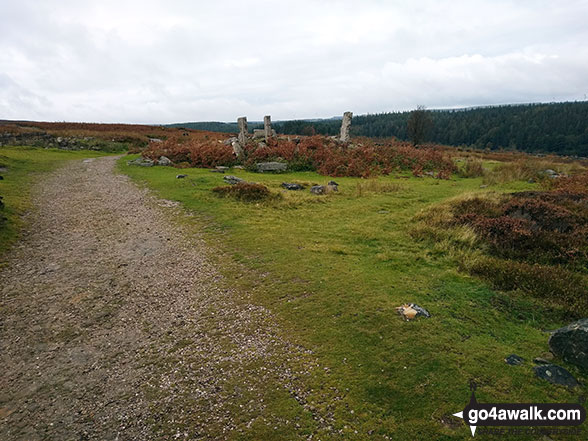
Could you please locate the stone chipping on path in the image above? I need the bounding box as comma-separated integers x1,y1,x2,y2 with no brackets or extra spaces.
0,156,335,440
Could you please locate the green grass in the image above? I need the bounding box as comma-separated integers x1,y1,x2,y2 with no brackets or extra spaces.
0,146,111,257
117,157,585,440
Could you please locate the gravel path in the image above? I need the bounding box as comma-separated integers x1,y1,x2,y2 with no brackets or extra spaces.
0,157,329,440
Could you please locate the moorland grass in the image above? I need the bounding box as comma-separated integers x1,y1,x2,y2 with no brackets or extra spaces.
120,155,586,440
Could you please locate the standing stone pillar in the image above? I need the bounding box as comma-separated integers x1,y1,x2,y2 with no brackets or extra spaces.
339,111,352,143
263,115,272,141
231,140,244,160
237,116,248,145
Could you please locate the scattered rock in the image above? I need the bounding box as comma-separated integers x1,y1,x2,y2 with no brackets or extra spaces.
310,185,326,195
82,159,94,164
256,162,287,173
215,166,229,172
533,357,551,365
533,364,579,387
149,138,163,143
223,137,238,146
157,156,173,166
396,303,431,321
281,183,304,191
233,165,245,170
505,354,525,365
327,181,339,192
127,157,154,167
548,318,588,370
223,175,244,185
176,174,188,179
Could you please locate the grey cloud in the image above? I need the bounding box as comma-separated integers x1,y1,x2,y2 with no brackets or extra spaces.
1,0,587,123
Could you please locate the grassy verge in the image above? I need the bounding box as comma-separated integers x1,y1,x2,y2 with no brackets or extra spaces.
0,146,111,257
119,156,586,440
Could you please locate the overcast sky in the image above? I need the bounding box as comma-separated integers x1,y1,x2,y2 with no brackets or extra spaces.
1,0,587,123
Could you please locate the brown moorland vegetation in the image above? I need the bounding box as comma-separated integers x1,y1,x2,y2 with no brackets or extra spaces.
413,172,588,316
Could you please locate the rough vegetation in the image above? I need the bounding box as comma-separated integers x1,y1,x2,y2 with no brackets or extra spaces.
0,121,225,153
413,172,588,315
2,121,588,439
122,155,587,439
142,133,456,178
271,101,588,156
212,182,277,202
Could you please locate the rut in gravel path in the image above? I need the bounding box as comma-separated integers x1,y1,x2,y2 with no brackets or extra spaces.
0,156,330,440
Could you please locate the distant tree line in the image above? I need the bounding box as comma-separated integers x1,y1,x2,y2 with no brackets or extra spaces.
273,102,588,156
166,101,588,156
166,121,264,133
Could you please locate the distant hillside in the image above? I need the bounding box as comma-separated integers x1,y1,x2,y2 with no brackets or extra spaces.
171,102,588,156
166,121,264,133
273,102,588,156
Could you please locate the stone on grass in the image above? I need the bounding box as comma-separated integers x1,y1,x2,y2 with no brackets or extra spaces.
223,175,244,185
281,183,304,190
158,156,173,166
548,318,588,370
176,174,187,179
533,364,579,387
505,354,525,365
256,162,287,173
327,181,339,192
396,303,431,321
310,185,326,195
127,157,154,167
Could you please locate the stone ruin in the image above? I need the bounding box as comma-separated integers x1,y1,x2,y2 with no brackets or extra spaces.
339,111,352,143
231,111,353,159
237,116,248,145
264,115,272,141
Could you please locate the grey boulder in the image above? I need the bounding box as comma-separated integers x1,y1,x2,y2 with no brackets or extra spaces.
533,364,579,387
549,318,588,370
310,185,326,195
256,162,287,173
505,354,524,365
127,157,154,167
223,175,244,185
281,183,304,191
158,156,173,166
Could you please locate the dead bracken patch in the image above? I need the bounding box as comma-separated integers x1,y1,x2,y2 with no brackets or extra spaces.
212,182,277,202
